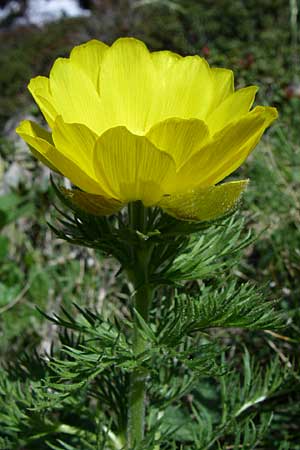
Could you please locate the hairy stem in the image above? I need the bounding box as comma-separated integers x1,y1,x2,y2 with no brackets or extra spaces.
127,202,153,448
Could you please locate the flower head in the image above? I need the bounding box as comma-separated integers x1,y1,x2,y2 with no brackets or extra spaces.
16,38,277,221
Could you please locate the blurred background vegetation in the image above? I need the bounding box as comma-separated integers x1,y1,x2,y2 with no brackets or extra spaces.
0,0,300,448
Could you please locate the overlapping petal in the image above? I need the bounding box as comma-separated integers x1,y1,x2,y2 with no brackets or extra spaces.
206,86,258,134
18,37,279,222
52,117,98,179
146,118,209,168
148,54,214,126
210,68,234,109
16,120,103,194
159,180,248,221
169,106,278,193
93,126,177,206
16,120,58,171
151,50,181,73
70,39,108,90
49,57,105,134
99,38,157,134
28,76,58,127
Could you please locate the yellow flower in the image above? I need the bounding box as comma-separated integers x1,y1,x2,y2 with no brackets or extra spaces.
16,38,277,221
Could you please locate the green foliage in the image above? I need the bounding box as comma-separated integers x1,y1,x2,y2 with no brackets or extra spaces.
162,216,253,282
0,192,34,230
0,315,292,449
0,206,288,448
157,281,282,347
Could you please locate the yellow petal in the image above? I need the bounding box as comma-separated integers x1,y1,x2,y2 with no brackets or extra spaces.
28,76,58,127
60,188,123,216
16,120,58,172
16,120,102,194
206,86,258,134
93,126,177,206
210,67,234,109
148,53,213,126
203,106,278,186
159,180,249,222
146,118,209,168
151,50,182,72
49,57,105,134
52,117,98,180
174,106,278,192
70,39,108,90
99,37,156,134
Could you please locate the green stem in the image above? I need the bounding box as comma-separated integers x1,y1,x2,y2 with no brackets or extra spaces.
127,202,153,448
